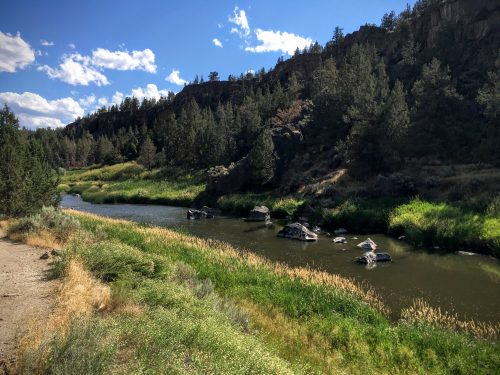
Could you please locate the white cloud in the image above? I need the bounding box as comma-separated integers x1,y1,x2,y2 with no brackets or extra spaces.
212,38,223,48
0,91,84,129
38,53,109,86
68,43,76,49
246,69,255,75
91,48,157,73
165,69,187,86
0,32,35,73
130,83,169,101
97,97,108,106
229,7,250,37
78,94,96,107
111,91,124,105
245,29,312,55
40,39,54,46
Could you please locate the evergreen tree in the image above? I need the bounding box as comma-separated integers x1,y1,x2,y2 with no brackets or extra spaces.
137,136,157,170
248,128,275,185
0,106,57,217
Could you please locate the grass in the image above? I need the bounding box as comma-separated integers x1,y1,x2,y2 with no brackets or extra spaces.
13,209,498,374
217,193,304,218
62,162,206,206
389,198,500,256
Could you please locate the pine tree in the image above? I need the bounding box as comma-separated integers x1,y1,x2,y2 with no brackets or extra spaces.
137,136,157,170
248,128,275,185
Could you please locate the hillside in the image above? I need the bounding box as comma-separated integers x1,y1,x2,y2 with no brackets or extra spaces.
33,0,500,201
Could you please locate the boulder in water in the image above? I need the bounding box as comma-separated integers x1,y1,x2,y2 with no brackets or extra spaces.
277,222,318,242
333,236,347,244
245,206,270,222
187,209,212,220
357,238,377,251
356,252,392,264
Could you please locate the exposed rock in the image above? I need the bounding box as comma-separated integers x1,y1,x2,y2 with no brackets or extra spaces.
334,228,348,235
356,252,392,264
187,209,213,220
357,238,377,251
245,206,270,222
398,235,406,241
277,222,318,242
312,226,321,233
201,206,221,216
333,237,347,244
39,252,50,260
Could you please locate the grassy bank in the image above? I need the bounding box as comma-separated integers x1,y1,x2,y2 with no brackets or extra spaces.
61,162,205,206
4,208,499,374
61,163,500,256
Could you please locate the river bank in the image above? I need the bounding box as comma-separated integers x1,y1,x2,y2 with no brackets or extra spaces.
2,208,499,374
61,163,500,257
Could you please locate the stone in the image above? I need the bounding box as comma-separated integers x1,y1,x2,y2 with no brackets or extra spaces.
245,206,271,222
333,237,347,244
277,222,318,242
39,252,50,260
356,252,392,264
187,209,212,220
312,226,321,233
357,238,377,251
334,228,348,235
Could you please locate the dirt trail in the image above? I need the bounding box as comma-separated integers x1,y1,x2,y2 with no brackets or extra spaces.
0,229,56,373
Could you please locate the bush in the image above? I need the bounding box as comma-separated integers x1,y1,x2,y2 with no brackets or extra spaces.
9,206,80,242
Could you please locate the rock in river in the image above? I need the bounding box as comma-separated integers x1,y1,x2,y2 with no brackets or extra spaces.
187,209,213,220
245,206,271,222
277,222,318,242
333,237,347,244
357,238,377,251
356,252,392,264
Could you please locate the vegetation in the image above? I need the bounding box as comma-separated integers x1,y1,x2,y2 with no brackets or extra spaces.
0,106,58,217
389,198,500,257
10,211,499,374
63,162,205,206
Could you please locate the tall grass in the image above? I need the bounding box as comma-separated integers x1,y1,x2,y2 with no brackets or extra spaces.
35,210,498,374
389,198,500,256
217,193,304,218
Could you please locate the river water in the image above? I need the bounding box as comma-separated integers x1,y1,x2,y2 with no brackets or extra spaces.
62,194,500,323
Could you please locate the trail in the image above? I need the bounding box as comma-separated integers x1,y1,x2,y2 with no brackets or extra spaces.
0,229,56,373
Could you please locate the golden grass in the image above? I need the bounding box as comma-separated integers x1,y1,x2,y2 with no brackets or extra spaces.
17,260,111,371
401,299,500,340
65,209,389,315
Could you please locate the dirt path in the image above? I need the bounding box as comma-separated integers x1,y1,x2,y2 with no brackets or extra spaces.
0,229,57,373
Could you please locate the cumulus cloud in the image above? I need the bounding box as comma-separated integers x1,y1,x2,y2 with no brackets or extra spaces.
212,38,223,48
228,7,250,37
0,31,35,72
40,39,54,46
68,43,76,49
91,48,157,73
38,53,109,86
130,83,169,101
78,94,96,107
111,91,124,105
245,28,312,55
165,69,187,86
0,91,84,129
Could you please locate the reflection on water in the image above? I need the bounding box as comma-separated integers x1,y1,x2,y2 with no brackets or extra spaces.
62,194,500,323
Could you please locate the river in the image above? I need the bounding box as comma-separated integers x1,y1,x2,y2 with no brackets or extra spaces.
62,194,500,323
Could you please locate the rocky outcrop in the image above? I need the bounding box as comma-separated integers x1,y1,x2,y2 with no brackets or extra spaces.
207,157,250,195
245,206,270,222
277,222,318,241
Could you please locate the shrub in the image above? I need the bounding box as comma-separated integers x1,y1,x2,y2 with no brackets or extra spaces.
9,206,80,242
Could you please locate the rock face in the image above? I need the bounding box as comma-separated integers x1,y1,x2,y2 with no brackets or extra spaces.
277,222,318,242
245,206,271,222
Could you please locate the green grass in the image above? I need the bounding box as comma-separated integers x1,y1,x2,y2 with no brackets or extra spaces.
63,162,206,206
29,211,499,374
389,198,500,256
217,193,304,218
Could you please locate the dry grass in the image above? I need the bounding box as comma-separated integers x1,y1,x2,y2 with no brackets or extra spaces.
66,209,389,315
401,299,500,340
17,260,111,372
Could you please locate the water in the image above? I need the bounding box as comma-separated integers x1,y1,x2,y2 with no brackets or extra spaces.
62,194,500,323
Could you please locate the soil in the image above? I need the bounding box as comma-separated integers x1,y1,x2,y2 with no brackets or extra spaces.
0,229,56,373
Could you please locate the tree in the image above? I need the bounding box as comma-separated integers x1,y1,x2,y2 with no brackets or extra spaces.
411,58,463,159
137,136,157,170
0,106,58,217
381,11,398,31
248,128,275,185
209,71,219,81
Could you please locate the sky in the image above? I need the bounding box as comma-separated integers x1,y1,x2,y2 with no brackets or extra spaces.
0,0,415,129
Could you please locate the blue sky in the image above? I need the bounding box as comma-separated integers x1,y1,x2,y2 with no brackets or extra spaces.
0,0,415,129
